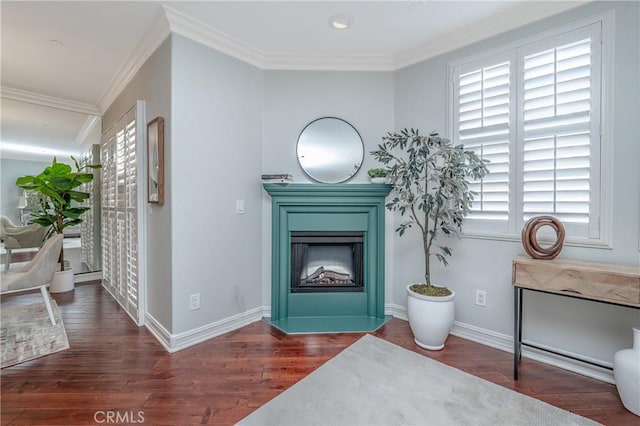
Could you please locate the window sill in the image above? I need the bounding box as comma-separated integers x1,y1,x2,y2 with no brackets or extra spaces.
461,231,613,250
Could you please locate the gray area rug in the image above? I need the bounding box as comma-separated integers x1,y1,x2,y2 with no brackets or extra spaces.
1,300,69,368
239,334,600,426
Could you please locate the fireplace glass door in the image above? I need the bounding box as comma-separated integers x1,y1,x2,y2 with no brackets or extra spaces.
290,232,364,293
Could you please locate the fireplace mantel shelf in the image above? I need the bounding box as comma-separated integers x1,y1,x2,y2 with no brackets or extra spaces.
263,183,392,197
263,182,392,334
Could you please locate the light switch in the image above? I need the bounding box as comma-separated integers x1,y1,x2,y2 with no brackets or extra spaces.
236,200,245,214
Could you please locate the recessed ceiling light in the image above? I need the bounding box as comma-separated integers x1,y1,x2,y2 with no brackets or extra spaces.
329,14,352,30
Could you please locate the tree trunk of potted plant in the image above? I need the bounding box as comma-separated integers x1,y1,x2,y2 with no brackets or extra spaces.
371,129,488,350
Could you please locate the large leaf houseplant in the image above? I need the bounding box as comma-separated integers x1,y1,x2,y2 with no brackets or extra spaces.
371,129,487,349
16,157,101,274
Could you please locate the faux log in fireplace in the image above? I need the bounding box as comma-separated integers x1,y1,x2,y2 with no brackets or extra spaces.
291,232,364,293
263,183,392,334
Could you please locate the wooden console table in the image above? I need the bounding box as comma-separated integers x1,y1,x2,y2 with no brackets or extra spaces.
512,255,640,379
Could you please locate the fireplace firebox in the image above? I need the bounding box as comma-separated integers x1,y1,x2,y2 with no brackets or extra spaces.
291,232,364,293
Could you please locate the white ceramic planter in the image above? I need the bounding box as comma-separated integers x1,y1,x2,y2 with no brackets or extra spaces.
50,268,74,293
406,284,455,350
614,327,640,416
369,177,387,184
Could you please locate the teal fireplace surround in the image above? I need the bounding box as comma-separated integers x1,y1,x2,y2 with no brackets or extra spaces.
263,183,392,333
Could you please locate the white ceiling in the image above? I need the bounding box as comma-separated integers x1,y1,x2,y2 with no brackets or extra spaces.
0,1,586,159
0,98,98,162
169,1,523,58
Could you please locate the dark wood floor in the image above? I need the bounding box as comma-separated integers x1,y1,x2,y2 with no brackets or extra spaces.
1,282,635,425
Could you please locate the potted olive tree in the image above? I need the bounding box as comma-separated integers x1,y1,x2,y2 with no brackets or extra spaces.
16,157,101,292
371,129,487,350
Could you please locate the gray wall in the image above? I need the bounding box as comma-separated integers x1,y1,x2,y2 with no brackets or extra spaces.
1,158,50,224
103,36,173,331
100,1,637,366
170,34,264,334
394,1,640,363
261,70,395,306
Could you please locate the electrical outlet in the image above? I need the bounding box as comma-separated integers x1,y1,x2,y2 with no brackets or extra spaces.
190,293,200,310
475,290,487,307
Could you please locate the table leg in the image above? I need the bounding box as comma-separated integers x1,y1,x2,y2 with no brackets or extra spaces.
514,286,523,380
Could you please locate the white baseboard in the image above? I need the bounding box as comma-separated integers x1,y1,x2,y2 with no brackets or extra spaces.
74,271,102,283
145,302,615,383
144,312,174,352
145,307,268,353
385,303,408,321
450,321,513,353
385,303,615,384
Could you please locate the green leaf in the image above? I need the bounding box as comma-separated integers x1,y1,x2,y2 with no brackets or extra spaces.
370,127,490,277
74,173,94,183
49,177,75,190
32,217,56,227
15,156,101,235
48,162,72,176
68,191,90,202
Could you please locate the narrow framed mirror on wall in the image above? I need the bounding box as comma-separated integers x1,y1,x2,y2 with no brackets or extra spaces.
0,97,102,276
296,117,364,184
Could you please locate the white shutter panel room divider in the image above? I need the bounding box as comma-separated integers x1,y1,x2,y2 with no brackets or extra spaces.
78,144,101,273
101,126,117,297
519,23,601,238
454,53,515,233
101,101,147,325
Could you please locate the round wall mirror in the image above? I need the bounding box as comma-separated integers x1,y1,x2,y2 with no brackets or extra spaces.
296,117,364,183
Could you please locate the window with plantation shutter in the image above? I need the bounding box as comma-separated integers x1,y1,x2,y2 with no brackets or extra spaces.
454,55,515,234
519,24,601,239
451,19,606,243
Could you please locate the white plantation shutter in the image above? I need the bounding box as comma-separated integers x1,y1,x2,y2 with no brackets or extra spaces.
124,115,140,316
101,126,118,296
519,23,601,238
451,22,603,241
101,101,146,325
78,145,101,272
454,53,515,233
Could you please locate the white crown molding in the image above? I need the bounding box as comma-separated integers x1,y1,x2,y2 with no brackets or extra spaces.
1,86,100,116
163,4,264,69
263,54,395,71
163,4,394,71
0,151,51,163
74,115,101,145
97,6,171,113
394,0,590,70
2,1,595,117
